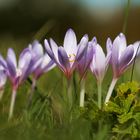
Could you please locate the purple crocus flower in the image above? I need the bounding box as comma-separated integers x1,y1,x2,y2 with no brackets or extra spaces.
90,38,112,84
28,40,56,80
44,29,88,79
77,37,97,107
6,48,32,119
77,37,97,79
0,55,7,100
105,33,140,104
44,29,88,108
90,38,112,109
27,41,56,106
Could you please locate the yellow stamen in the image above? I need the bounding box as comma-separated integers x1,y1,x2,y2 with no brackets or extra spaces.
68,54,76,62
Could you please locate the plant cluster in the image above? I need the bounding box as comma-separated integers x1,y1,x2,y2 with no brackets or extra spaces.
0,29,140,124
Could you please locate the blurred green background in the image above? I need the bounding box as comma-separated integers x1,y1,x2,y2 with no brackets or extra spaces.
0,1,140,139
0,0,140,54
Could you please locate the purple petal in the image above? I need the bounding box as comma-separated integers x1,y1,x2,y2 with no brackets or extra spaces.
18,51,31,69
111,40,120,77
106,38,113,54
119,45,134,74
43,60,56,72
31,40,43,58
105,52,111,68
31,57,43,72
58,47,70,75
20,47,30,59
0,70,7,88
40,54,53,69
18,51,32,81
90,44,106,82
50,38,59,61
76,35,88,61
91,37,97,44
63,28,77,55
77,44,93,78
133,41,140,58
0,54,7,68
44,39,55,60
113,33,127,58
7,48,17,68
6,48,17,78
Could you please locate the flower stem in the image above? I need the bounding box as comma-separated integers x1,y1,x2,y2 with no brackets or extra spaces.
80,80,85,107
28,79,36,107
97,82,102,109
9,89,17,120
105,78,118,104
67,79,72,109
0,89,4,101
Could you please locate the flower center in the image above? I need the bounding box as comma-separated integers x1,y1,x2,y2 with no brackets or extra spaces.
16,68,22,77
68,54,76,62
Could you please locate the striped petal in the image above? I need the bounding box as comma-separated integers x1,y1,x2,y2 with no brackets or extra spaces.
6,48,17,78
58,47,70,76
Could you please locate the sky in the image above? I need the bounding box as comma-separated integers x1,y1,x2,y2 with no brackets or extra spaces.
78,0,140,8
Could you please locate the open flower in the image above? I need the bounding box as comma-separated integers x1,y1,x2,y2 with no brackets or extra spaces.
7,48,32,90
44,29,88,109
6,48,32,119
111,33,139,78
44,28,88,79
105,33,140,104
90,38,112,109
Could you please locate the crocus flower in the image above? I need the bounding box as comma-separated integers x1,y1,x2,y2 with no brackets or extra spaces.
28,40,56,81
77,37,97,107
90,38,112,109
105,33,140,104
44,29,88,108
77,37,97,79
6,48,32,119
44,29,88,79
0,55,7,100
27,41,56,105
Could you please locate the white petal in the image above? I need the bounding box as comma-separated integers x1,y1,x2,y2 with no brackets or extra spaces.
0,71,7,88
18,51,32,70
32,41,43,57
7,48,17,68
63,29,77,55
106,38,112,54
113,33,127,59
132,41,140,58
90,44,106,82
41,54,51,69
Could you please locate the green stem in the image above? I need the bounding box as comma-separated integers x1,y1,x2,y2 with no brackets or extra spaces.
9,89,17,120
97,82,102,109
105,78,118,104
28,79,36,107
67,79,72,109
80,80,85,107
0,89,4,101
